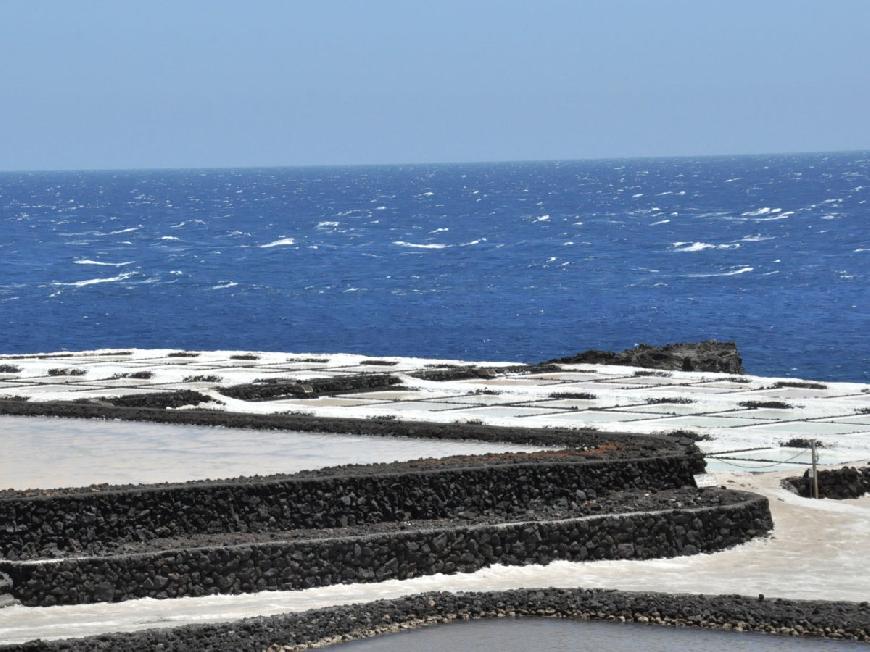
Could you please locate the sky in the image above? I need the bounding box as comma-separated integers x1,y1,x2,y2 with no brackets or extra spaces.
1,0,869,171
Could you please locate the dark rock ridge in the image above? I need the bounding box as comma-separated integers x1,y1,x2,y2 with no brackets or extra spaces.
3,588,866,650
0,399,702,451
0,441,774,609
545,340,745,374
784,466,870,499
218,373,401,401
0,449,702,560
101,390,212,409
0,489,770,607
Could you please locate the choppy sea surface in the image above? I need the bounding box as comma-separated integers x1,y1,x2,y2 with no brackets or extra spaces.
1,153,867,381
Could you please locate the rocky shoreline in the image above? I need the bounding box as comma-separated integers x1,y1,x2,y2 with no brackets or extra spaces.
3,588,867,650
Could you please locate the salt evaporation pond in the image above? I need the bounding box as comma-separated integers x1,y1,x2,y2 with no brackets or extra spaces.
0,416,542,490
333,618,864,651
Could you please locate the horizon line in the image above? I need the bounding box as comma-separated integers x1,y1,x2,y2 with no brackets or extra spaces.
1,146,868,175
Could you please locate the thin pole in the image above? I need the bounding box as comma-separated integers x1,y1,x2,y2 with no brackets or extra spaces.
811,440,819,499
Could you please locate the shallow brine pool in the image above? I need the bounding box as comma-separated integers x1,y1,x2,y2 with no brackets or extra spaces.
0,415,542,490
332,618,864,651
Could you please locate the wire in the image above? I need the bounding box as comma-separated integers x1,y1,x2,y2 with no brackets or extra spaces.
706,449,810,469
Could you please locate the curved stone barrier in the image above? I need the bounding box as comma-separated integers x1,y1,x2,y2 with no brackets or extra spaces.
1,490,770,607
2,588,866,650
0,451,701,560
0,398,703,451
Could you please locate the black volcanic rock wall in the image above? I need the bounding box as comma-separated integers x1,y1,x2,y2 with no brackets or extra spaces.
4,586,865,650
0,491,771,607
0,454,701,560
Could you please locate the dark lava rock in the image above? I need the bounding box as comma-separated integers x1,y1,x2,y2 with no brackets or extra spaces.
545,340,745,374
105,390,213,409
785,465,869,499
219,373,400,401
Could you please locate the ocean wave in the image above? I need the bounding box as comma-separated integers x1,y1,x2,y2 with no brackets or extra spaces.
259,237,296,248
51,272,136,288
688,266,754,278
741,207,780,216
672,242,740,253
392,241,447,249
74,259,133,267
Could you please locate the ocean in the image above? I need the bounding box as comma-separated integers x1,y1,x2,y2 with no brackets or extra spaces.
1,152,867,381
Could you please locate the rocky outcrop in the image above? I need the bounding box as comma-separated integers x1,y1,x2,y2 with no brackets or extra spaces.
545,340,745,374
218,373,400,401
784,466,870,499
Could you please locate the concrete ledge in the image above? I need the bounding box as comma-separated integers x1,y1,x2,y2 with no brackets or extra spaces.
2,586,866,649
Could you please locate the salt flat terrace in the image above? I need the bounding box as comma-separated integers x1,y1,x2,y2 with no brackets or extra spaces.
1,348,868,473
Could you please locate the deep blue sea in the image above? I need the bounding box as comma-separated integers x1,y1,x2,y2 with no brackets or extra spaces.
1,152,867,381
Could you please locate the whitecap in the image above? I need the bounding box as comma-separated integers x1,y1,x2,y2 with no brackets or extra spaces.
422,191,434,197
74,259,133,267
533,215,550,222
109,226,141,235
650,219,670,226
211,281,238,290
259,237,296,248
688,266,754,278
753,214,791,222
51,272,136,288
160,235,180,241
392,241,447,249
317,221,339,228
672,242,740,253
741,207,778,216
430,227,449,233
855,248,868,253
739,234,775,242
632,193,644,198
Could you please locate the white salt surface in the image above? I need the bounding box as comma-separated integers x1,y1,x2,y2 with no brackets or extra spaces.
1,469,867,644
0,416,541,490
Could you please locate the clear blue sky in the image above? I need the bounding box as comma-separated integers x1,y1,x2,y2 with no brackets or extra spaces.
2,0,868,171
